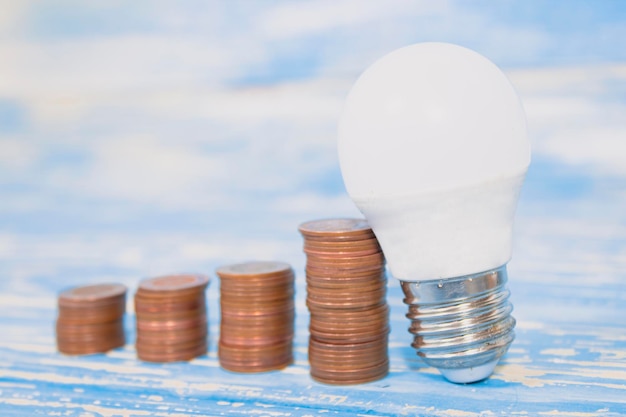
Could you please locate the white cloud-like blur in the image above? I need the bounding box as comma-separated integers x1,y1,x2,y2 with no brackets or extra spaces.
0,1,625,289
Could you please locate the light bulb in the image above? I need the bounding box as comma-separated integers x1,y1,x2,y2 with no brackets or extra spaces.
337,42,530,383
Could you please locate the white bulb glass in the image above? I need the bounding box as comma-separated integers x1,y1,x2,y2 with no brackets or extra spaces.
338,42,530,383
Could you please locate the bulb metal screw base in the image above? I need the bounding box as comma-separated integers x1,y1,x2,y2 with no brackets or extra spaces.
399,265,515,384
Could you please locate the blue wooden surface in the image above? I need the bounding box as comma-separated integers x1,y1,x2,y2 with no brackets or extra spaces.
1,2,626,416
1,194,626,416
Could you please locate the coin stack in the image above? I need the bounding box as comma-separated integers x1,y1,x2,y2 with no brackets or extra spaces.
56,283,127,355
299,218,389,385
134,274,209,363
216,261,295,373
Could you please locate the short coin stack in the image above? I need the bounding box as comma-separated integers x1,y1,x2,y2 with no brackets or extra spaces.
216,261,295,373
134,274,209,363
56,283,127,355
299,218,389,385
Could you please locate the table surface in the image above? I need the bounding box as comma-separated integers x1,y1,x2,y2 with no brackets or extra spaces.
2,170,626,416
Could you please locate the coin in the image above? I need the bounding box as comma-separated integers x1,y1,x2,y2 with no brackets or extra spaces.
56,283,127,355
298,219,375,240
137,340,208,363
135,274,210,363
299,218,389,385
216,261,295,373
139,274,209,293
58,283,127,306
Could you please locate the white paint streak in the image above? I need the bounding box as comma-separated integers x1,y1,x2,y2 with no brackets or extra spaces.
0,343,56,354
493,364,547,387
540,348,578,357
0,382,36,389
39,357,171,376
280,366,309,375
0,397,151,416
318,394,347,405
539,410,606,417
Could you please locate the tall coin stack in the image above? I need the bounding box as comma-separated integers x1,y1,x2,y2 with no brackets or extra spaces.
134,274,209,363
299,218,389,385
216,261,295,373
56,283,127,355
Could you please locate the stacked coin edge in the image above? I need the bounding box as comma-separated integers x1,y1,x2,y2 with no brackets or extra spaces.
300,218,390,385
56,283,127,355
134,274,210,363
217,261,295,373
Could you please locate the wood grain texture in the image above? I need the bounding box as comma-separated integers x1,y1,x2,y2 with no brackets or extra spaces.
1,265,625,416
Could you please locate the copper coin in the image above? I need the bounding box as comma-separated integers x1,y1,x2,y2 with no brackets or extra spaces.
57,331,125,345
220,306,295,319
306,278,386,290
306,290,386,305
309,353,388,369
220,278,294,289
220,310,294,324
137,336,206,351
134,290,206,305
298,218,373,238
56,320,123,334
309,345,388,361
306,297,385,310
309,343,388,363
137,326,207,341
59,298,126,313
304,237,381,249
56,311,125,325
310,327,390,343
219,301,294,313
307,272,386,283
304,248,382,259
306,252,384,266
137,341,207,363
57,331,125,346
310,360,389,385
309,301,388,316
311,358,389,376
216,260,295,372
136,337,206,353
57,332,126,346
221,321,293,335
309,317,388,333
135,313,207,330
220,334,293,348
309,336,388,350
135,305,207,320
219,339,292,354
306,263,384,276
56,282,127,356
134,274,210,363
219,352,292,368
306,279,386,294
221,319,293,332
219,281,294,293
58,284,127,307
135,297,205,314
303,247,380,257
219,352,292,373
219,290,295,304
306,267,385,279
57,339,126,355
311,316,388,330
138,274,209,294
216,261,293,279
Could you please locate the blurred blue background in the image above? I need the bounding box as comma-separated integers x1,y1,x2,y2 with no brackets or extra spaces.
0,0,625,295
